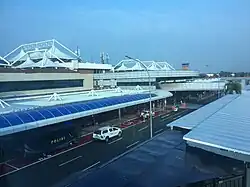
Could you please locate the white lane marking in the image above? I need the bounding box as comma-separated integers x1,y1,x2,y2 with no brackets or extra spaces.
154,128,163,134
0,140,93,178
81,161,100,173
0,159,14,165
5,163,19,170
59,156,82,167
138,126,148,132
108,137,123,145
126,141,139,149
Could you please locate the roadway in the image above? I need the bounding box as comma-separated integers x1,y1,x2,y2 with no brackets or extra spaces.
0,109,191,187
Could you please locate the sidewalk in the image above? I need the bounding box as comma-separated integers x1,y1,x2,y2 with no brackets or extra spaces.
80,108,168,136
80,114,138,135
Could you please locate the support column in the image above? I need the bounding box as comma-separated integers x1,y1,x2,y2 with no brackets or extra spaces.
242,79,246,90
245,163,250,187
118,108,121,120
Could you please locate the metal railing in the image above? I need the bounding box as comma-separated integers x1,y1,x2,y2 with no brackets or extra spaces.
93,70,199,80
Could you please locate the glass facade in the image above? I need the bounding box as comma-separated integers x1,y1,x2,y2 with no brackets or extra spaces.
0,79,84,92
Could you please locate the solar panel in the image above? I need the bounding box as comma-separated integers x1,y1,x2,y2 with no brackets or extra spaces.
4,114,24,126
48,108,63,117
70,104,84,112
65,105,79,113
0,116,11,128
16,112,35,123
85,103,98,110
39,109,55,119
0,93,156,130
28,111,46,121
96,100,109,107
57,106,71,115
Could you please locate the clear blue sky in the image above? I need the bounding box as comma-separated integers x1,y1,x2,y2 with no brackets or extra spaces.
0,0,250,72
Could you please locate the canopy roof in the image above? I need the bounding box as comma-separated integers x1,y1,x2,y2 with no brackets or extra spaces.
5,39,79,66
114,59,175,71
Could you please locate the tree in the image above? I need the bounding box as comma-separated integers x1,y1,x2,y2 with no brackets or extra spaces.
225,81,242,94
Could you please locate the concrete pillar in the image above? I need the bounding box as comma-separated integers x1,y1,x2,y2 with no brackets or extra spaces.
118,108,121,120
241,79,246,90
245,163,250,187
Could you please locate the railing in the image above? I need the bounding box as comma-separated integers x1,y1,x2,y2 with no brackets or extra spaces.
93,70,199,79
187,174,244,187
159,82,225,91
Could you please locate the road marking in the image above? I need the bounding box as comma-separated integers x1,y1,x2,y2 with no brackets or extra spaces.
59,156,82,167
138,126,148,132
81,161,100,173
126,141,139,149
5,163,19,170
0,140,93,178
161,114,170,119
0,159,14,165
108,137,123,145
154,128,163,134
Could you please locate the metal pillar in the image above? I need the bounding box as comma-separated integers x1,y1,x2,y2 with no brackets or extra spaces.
245,163,250,187
118,108,121,120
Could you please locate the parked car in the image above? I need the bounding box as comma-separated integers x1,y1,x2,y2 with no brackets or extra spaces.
92,126,122,142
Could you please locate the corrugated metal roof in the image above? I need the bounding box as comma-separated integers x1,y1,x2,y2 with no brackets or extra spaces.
184,92,250,162
167,94,238,129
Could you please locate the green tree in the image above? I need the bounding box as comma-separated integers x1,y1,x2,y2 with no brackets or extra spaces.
225,81,242,94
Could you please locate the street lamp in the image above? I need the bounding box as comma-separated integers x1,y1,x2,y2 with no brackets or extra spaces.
125,55,153,139
217,73,221,98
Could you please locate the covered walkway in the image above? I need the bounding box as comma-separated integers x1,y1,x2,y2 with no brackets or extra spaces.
0,93,167,136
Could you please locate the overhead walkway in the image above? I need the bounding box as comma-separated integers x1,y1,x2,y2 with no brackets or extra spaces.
0,93,169,136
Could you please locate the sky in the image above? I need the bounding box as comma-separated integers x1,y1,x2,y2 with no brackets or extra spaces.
0,0,250,72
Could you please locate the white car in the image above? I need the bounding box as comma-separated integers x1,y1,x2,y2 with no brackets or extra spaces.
140,110,155,119
92,126,122,142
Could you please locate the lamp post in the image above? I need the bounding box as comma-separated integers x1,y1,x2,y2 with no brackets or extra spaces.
125,56,153,139
217,73,220,98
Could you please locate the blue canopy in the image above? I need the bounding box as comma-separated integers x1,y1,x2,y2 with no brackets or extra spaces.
0,93,155,129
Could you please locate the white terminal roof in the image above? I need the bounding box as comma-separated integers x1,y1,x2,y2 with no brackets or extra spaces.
114,59,175,71
2,39,112,70
182,92,250,162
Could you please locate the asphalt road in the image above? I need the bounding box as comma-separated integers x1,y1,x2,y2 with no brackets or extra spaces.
0,109,191,187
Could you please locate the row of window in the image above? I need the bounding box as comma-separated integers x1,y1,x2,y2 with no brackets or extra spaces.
0,79,84,92
117,82,156,86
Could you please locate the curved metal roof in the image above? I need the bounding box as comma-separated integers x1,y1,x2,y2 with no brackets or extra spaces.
0,93,157,136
